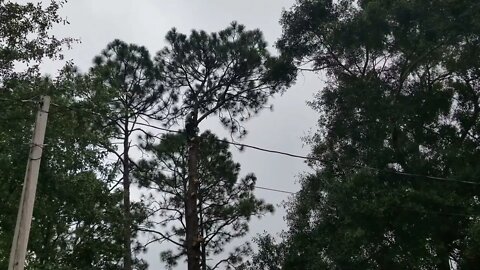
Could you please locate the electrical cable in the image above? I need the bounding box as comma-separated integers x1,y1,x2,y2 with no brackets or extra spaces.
2,97,480,187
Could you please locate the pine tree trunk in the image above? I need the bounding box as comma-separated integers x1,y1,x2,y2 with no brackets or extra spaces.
186,121,201,270
199,195,207,270
123,117,132,270
201,239,207,270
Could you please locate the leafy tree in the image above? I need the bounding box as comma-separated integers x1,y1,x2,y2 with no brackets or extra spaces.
0,1,125,267
273,0,480,269
0,74,125,269
88,39,167,270
0,0,72,84
248,233,286,270
136,131,274,270
155,22,294,270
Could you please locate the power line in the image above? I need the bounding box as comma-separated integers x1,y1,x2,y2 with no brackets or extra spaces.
3,97,480,187
255,186,295,195
371,168,480,186
219,139,319,162
51,103,480,186
133,122,321,162
48,103,303,195
6,101,480,219
133,121,480,186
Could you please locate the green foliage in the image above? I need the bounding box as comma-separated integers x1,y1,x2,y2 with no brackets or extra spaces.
0,75,125,269
248,233,286,270
272,0,480,269
136,131,274,269
89,39,168,270
157,21,294,134
90,39,166,120
0,0,73,83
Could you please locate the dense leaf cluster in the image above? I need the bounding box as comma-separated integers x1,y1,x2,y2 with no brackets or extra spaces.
251,0,480,269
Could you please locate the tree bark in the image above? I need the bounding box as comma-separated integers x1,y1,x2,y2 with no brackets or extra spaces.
199,195,207,270
185,114,201,270
123,116,132,270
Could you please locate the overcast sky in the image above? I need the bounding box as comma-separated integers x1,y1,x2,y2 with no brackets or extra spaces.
40,0,322,268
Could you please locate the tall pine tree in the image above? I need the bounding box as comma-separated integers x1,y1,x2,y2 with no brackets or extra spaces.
89,40,167,270
155,22,294,270
136,131,274,269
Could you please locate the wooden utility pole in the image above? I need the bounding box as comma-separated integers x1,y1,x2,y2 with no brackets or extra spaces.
8,96,51,270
